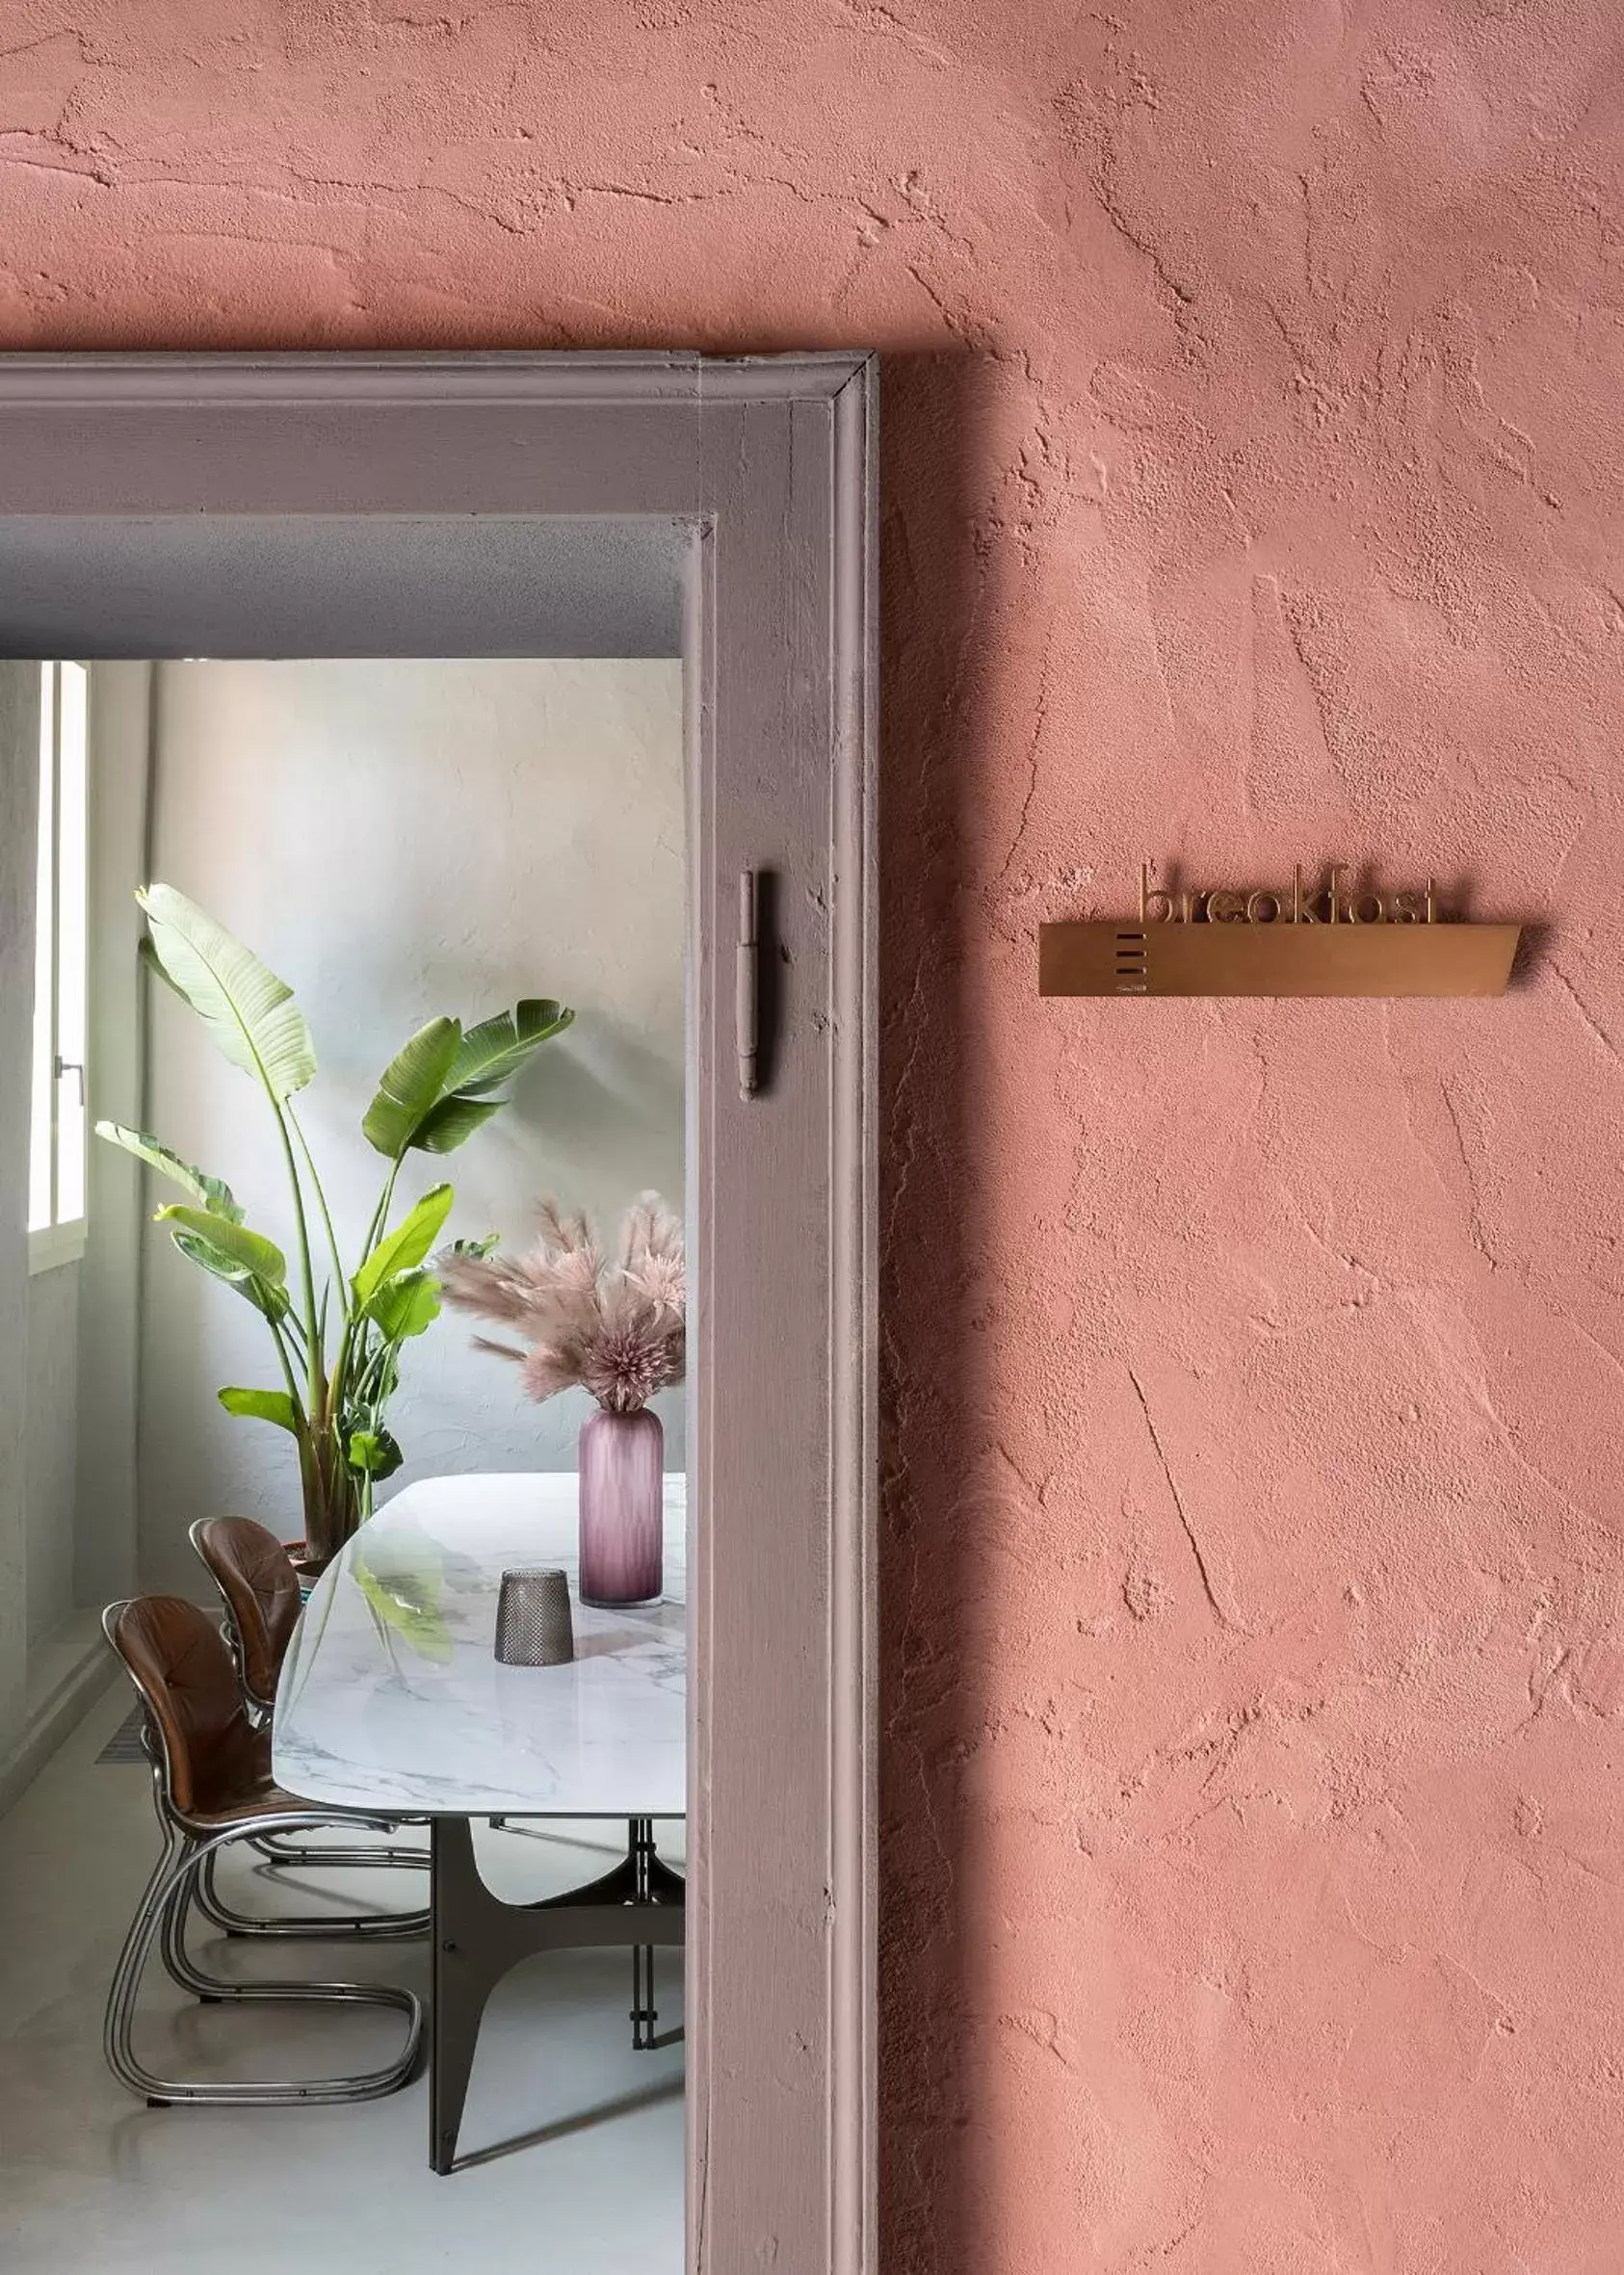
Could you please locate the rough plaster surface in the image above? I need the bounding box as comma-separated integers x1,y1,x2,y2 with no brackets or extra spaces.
6,3,1624,2264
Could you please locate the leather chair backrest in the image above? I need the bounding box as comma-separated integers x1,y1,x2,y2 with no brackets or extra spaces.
192,1517,301,1708
107,1595,262,1820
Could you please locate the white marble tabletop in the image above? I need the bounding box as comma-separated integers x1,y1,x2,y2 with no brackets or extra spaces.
273,1472,686,1818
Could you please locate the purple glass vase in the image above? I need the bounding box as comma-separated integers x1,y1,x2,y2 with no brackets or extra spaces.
578,1405,664,1608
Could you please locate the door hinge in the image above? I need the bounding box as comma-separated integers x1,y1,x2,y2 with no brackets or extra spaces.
737,870,759,1100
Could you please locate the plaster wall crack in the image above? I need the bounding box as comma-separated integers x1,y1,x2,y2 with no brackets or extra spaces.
1439,1082,1494,1264
1091,155,1194,313
1128,1369,1241,1631
995,621,1053,889
1551,961,1624,1065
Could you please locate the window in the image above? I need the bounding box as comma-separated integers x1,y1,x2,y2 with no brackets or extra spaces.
28,660,89,1272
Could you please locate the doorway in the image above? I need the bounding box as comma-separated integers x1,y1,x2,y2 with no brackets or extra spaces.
0,354,877,2275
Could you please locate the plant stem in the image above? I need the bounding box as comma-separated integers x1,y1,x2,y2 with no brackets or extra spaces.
269,1096,324,1415
357,1161,404,1278
288,1104,347,1300
330,1160,405,1429
266,1313,308,1426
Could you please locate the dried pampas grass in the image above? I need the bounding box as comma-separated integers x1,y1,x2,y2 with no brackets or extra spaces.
440,1194,685,1416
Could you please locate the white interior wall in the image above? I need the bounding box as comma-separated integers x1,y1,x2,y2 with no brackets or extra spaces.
24,1268,78,1646
75,663,151,1612
1,662,148,1797
137,659,685,1594
0,664,40,1765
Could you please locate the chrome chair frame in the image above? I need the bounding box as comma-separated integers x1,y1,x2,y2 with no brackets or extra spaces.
187,1518,431,1936
190,1838,429,1942
101,1603,424,2107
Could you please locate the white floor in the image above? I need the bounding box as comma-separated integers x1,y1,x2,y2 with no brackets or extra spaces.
0,1680,685,2274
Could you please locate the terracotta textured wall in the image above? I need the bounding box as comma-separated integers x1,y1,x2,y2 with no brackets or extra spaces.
8,2,1624,2263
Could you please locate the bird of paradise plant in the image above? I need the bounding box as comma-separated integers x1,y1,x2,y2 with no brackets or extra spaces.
97,882,573,1569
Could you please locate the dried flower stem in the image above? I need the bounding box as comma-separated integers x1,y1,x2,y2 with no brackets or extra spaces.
440,1193,686,1416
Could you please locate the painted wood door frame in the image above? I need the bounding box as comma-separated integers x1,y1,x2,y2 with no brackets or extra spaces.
0,352,877,2275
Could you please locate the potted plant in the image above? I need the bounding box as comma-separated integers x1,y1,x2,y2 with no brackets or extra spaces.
439,1196,685,1606
98,882,573,1572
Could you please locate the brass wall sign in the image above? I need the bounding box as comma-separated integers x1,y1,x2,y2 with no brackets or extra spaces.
1039,866,1520,999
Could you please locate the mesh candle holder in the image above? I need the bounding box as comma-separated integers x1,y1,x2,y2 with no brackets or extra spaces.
493,1567,575,1666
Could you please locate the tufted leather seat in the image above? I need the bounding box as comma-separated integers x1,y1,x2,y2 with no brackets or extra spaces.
190,1517,302,1711
107,1595,310,1825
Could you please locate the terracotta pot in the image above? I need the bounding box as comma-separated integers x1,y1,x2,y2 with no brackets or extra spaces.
280,1540,329,1596
577,1406,664,1607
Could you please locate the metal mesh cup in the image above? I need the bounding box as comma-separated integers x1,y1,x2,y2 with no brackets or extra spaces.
493,1567,575,1666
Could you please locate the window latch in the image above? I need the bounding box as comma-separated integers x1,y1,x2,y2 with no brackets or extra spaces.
54,1055,84,1103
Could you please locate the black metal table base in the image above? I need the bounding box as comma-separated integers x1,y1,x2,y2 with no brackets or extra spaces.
430,1815,685,2174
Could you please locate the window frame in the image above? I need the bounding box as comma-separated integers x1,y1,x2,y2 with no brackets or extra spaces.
27,656,90,1277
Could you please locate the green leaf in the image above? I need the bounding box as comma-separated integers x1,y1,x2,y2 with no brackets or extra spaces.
365,1268,441,1342
353,1184,454,1310
346,1426,403,1478
156,1205,287,1287
170,1229,290,1321
444,999,573,1099
354,1549,453,1663
138,883,316,1104
219,1387,300,1434
94,1121,245,1224
409,1094,504,1155
359,1000,572,1161
361,1017,463,1162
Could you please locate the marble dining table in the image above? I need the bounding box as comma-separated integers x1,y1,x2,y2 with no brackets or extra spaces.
272,1470,688,2173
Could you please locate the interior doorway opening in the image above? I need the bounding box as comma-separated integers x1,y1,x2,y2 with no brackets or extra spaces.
0,351,878,2275
3,518,695,2267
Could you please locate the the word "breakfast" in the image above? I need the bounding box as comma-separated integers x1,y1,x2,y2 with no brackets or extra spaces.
1139,863,1438,927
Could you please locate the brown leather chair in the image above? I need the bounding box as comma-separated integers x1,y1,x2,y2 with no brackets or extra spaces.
187,1516,430,1929
101,1594,423,2107
189,1516,301,1714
